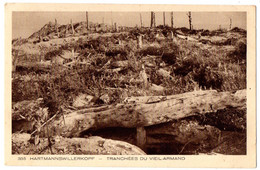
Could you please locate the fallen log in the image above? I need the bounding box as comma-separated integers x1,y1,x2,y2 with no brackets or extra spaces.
15,62,51,73
51,89,246,137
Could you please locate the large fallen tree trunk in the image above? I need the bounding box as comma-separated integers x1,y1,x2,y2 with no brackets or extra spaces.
15,62,52,73
12,89,246,155
52,89,246,137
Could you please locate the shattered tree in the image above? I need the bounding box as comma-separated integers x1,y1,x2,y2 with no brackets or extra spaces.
86,11,89,30
187,12,192,30
163,12,165,26
151,12,156,28
171,12,174,28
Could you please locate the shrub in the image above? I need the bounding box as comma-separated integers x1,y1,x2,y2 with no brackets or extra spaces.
228,39,247,62
161,52,177,65
173,58,199,77
192,66,223,90
201,30,210,36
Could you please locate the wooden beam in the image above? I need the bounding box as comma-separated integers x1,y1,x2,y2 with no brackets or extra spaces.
136,127,147,152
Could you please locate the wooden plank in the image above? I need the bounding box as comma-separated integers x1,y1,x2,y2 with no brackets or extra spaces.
136,127,146,152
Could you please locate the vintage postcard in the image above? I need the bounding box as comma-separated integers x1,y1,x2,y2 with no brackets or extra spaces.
5,3,256,167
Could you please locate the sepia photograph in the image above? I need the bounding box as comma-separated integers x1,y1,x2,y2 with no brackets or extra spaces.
4,3,256,168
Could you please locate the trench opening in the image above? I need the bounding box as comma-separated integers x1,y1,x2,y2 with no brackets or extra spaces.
78,126,215,155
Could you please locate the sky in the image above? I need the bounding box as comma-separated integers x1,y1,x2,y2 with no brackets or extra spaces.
12,11,246,39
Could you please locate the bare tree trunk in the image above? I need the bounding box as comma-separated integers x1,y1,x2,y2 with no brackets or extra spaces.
86,11,89,30
55,18,57,31
72,49,75,59
150,11,154,28
39,30,42,42
171,12,174,28
140,13,143,28
140,64,148,89
163,12,165,27
111,12,113,32
12,51,18,72
137,35,143,49
114,23,117,32
65,24,69,37
70,19,74,35
187,12,192,30
230,18,232,29
55,19,59,37
153,12,156,27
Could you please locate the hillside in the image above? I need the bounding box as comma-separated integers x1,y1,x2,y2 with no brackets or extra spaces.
11,20,247,155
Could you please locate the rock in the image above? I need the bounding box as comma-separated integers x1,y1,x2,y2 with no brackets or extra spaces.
12,133,32,154
157,68,173,80
12,135,146,155
100,94,110,104
42,37,49,42
150,84,164,92
12,133,31,143
73,94,94,108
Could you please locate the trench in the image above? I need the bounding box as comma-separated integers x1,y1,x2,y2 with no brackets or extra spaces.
78,107,247,155
78,125,246,155
12,107,247,155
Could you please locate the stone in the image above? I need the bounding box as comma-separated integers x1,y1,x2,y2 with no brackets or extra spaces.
12,135,147,155
100,94,110,104
73,94,94,108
